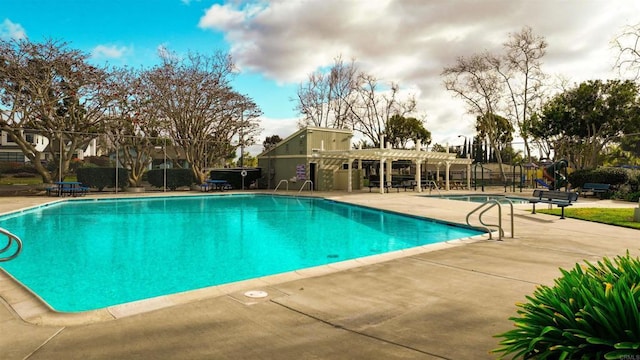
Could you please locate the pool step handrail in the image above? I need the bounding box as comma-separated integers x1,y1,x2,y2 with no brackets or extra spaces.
273,179,289,193
0,227,22,262
465,199,515,241
298,180,313,194
425,180,441,195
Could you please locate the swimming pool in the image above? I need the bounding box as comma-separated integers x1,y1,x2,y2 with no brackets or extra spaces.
424,194,531,204
0,194,483,312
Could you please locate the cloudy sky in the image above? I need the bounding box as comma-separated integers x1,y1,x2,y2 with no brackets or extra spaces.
3,0,640,154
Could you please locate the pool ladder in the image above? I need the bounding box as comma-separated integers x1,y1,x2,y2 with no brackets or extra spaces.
0,227,22,262
298,180,313,194
273,180,289,193
465,199,514,241
425,180,441,195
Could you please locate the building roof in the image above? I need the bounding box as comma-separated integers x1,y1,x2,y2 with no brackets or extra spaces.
258,126,472,165
312,147,473,165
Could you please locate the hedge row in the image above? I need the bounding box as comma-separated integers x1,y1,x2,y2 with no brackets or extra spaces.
146,169,195,190
567,167,631,188
76,167,129,191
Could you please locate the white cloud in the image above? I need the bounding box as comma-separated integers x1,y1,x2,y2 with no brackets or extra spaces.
200,0,640,144
91,44,128,59
198,3,246,29
246,116,299,156
0,19,27,40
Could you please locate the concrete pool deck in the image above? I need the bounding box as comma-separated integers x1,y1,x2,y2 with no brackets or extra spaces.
1,189,639,359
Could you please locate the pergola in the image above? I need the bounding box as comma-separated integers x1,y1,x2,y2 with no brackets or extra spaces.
312,144,474,194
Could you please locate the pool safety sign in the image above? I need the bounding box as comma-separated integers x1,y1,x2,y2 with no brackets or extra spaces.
296,164,306,180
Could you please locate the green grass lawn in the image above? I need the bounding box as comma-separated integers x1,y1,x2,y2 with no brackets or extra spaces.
537,208,640,230
0,176,43,185
0,175,77,185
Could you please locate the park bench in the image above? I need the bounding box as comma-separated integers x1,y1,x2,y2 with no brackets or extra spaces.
580,183,611,198
529,189,579,219
367,181,399,193
400,180,417,191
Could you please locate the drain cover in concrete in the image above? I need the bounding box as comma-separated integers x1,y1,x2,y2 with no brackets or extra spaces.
244,290,268,298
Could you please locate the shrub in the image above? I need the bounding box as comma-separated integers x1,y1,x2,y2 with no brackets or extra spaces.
568,167,631,196
13,172,37,178
567,169,592,189
0,162,38,174
630,171,640,192
494,252,640,359
146,169,194,190
623,191,640,202
592,167,630,186
76,167,129,191
83,156,112,167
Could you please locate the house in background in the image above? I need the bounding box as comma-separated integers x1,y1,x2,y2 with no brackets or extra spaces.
0,130,48,163
0,130,100,164
257,127,356,191
257,126,474,193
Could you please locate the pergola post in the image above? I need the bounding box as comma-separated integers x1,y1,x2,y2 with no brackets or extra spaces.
379,157,385,194
445,161,451,191
415,159,422,193
347,158,353,193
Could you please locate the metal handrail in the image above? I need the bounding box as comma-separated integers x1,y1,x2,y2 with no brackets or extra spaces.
466,200,500,240
478,202,504,240
0,227,22,262
465,198,515,241
273,180,289,193
298,180,313,194
425,180,441,195
501,198,515,238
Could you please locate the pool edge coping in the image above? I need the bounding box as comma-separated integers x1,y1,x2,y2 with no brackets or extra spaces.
0,192,493,326
1,234,492,326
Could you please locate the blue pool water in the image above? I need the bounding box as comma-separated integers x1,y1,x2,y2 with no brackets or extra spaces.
0,194,483,312
425,194,530,204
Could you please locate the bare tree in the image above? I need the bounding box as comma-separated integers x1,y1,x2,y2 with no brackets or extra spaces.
295,55,358,129
143,52,261,184
103,67,162,187
350,75,417,147
0,38,110,183
294,55,418,146
613,22,640,80
442,53,508,180
491,26,547,161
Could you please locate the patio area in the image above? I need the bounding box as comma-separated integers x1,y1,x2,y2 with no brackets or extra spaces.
1,190,638,359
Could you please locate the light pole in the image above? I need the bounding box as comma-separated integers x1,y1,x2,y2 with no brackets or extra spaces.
58,132,63,183
154,140,167,192
163,139,166,192
115,142,119,194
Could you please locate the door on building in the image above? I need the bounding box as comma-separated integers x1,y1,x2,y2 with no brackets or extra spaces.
309,163,317,190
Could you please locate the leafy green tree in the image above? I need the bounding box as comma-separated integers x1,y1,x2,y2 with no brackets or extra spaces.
262,135,282,151
237,152,257,167
532,79,640,169
476,113,513,157
430,143,446,152
384,114,431,149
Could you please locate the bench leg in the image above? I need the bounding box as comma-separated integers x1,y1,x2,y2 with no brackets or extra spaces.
560,207,565,219
531,204,536,214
